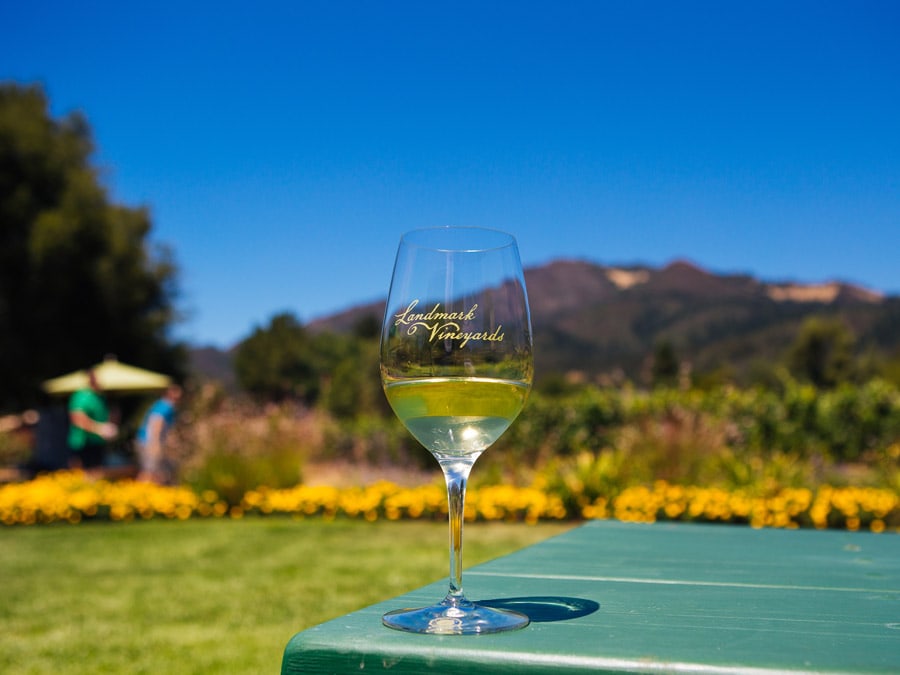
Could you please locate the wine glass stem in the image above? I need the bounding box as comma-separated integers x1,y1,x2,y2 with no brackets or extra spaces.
440,459,473,606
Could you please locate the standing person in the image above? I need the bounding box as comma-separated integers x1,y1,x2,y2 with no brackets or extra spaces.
136,384,182,484
68,369,117,472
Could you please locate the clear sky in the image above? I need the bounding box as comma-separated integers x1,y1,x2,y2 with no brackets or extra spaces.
3,1,898,348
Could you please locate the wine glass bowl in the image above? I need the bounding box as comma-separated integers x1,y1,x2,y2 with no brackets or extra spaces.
380,226,533,635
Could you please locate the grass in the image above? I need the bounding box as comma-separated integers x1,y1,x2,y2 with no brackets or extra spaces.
0,517,572,674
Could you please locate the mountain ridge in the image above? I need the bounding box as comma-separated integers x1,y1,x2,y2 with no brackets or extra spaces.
190,259,898,385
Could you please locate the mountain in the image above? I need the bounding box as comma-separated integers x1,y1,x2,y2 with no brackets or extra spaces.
526,259,895,382
190,259,899,385
186,345,236,388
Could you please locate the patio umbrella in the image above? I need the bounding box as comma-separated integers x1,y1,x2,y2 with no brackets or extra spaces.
42,357,172,395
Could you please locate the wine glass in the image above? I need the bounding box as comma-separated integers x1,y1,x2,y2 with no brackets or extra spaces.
380,226,534,635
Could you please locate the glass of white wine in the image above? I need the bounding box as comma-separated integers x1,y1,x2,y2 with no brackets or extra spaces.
380,226,534,635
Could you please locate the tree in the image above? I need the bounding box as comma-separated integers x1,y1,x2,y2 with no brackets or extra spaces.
233,313,320,402
651,339,680,388
0,83,184,410
232,311,389,415
320,320,387,419
786,316,856,388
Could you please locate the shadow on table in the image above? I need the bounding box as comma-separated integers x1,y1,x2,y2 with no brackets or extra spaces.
479,596,600,623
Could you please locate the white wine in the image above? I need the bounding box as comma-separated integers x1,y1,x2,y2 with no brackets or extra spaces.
384,377,529,458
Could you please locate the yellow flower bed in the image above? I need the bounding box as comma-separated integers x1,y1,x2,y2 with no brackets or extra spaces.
581,480,899,532
1,471,897,532
239,481,568,524
0,471,222,525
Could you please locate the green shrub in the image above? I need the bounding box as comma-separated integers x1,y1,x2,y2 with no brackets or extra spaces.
161,377,899,505
175,401,309,505
322,414,425,468
519,379,900,504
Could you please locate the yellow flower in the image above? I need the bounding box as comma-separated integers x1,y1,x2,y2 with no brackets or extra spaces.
2,470,897,531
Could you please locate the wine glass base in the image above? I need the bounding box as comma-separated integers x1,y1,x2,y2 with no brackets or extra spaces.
383,599,529,635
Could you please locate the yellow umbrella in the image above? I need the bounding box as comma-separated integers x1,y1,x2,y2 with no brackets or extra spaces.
42,357,172,395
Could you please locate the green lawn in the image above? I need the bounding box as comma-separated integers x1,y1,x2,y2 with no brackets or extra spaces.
1,518,571,674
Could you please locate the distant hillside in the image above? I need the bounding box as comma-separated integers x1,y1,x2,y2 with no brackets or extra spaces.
524,259,896,383
186,345,236,389
191,259,900,385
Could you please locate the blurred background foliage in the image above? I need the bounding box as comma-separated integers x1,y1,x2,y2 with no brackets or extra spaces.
0,84,185,410
1,82,898,519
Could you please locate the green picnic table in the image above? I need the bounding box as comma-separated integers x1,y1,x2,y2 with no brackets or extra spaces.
282,520,900,674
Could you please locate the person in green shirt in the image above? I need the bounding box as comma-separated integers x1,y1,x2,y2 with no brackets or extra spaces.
67,369,118,471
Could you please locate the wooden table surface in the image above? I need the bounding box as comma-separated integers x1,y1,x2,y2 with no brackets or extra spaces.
282,520,900,674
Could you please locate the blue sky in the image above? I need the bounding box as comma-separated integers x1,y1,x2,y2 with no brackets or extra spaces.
3,1,898,348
